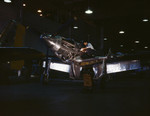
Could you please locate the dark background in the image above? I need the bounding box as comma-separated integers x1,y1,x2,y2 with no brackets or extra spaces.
0,0,150,54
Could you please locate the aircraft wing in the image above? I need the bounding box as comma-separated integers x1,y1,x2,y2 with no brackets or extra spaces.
0,47,45,62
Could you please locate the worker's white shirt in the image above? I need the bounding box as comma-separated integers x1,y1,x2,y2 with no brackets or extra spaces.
86,43,94,50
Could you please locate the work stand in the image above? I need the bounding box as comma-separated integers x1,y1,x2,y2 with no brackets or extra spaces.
81,65,94,92
81,59,107,92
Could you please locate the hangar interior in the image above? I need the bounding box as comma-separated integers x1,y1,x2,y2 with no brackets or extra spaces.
0,0,150,116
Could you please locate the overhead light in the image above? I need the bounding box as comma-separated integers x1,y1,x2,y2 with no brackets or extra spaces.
73,26,78,29
4,0,11,3
142,19,148,22
85,0,93,14
119,31,125,34
37,10,42,13
144,46,148,49
135,41,139,44
104,38,107,41
85,8,93,14
120,45,123,47
23,3,26,7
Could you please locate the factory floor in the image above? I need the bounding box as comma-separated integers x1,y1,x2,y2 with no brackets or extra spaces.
0,73,150,116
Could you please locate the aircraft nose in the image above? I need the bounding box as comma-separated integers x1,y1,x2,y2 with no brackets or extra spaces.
43,38,61,51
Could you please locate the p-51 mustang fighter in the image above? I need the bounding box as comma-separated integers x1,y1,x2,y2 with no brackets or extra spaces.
41,34,108,80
